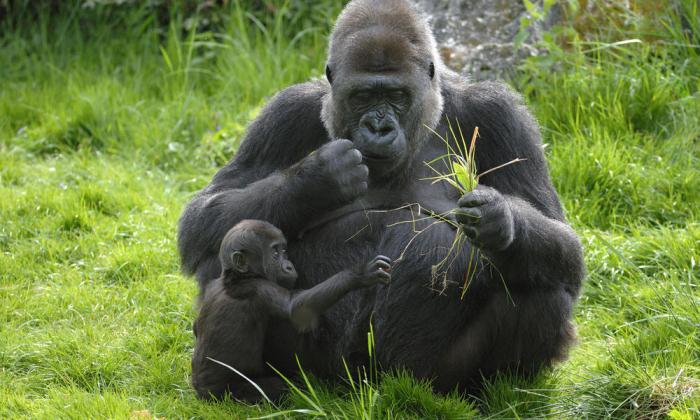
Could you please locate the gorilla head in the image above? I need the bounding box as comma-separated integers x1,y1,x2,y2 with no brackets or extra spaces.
219,220,298,288
321,0,444,181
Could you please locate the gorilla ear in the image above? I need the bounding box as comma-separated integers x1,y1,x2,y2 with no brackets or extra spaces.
429,62,435,80
325,64,333,85
231,251,248,273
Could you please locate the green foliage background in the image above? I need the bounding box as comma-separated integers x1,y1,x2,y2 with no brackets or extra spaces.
0,0,698,418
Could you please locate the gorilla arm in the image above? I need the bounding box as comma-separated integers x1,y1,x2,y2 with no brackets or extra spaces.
456,186,584,295
178,82,368,285
287,256,391,332
451,81,585,295
260,257,392,333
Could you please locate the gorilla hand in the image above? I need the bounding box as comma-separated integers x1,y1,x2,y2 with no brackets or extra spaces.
296,139,369,206
455,185,515,251
354,255,392,287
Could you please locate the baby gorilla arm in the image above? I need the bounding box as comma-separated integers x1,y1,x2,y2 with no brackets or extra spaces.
260,256,392,332
290,256,391,331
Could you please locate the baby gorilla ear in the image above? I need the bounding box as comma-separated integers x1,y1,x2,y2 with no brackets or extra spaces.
428,62,435,80
325,64,333,85
231,251,248,273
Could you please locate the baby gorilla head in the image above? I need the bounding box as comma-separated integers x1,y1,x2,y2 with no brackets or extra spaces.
219,220,298,288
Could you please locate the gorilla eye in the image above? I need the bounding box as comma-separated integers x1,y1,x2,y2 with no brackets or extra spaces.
326,65,333,84
389,90,406,101
429,62,435,80
349,91,373,109
353,91,372,102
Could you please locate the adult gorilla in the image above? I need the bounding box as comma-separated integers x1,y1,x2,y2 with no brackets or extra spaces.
179,0,585,393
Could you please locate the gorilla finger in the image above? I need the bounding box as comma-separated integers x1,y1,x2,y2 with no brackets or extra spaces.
339,148,361,165
322,139,353,158
350,164,369,180
474,184,497,193
462,226,479,241
374,270,391,283
334,139,354,151
360,164,369,175
374,260,392,271
375,267,391,276
374,255,393,265
347,148,363,164
358,181,368,193
482,222,514,247
479,221,502,237
457,189,491,208
455,207,482,225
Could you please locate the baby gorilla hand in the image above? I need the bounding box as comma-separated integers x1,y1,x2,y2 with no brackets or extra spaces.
455,185,515,251
301,139,369,206
354,255,392,287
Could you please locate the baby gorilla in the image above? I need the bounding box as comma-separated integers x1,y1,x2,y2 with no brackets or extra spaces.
191,219,391,401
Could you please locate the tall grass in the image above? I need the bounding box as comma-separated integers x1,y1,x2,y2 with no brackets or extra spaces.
0,1,343,169
422,121,525,296
0,0,698,418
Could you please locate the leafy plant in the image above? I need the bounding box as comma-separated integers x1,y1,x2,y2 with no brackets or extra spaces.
419,120,524,298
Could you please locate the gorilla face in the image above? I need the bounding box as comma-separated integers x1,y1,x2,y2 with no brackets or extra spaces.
321,0,444,183
220,220,298,288
339,73,412,166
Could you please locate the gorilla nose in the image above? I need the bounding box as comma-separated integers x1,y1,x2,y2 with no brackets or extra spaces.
365,118,393,136
360,113,398,145
283,262,296,274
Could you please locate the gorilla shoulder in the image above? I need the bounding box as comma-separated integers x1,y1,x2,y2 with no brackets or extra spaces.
233,79,330,168
440,74,566,220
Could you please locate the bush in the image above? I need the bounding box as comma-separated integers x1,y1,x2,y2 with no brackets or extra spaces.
0,0,347,35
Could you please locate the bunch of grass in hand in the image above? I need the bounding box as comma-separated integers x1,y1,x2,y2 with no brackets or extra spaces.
424,119,524,298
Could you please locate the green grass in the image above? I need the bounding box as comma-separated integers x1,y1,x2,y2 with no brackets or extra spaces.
1,1,699,418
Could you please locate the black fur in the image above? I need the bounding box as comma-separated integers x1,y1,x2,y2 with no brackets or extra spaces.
179,0,585,395
191,220,391,401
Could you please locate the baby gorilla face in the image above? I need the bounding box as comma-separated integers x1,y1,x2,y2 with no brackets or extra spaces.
220,220,298,288
260,232,298,289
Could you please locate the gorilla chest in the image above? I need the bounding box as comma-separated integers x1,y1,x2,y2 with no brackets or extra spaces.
289,209,386,288
288,203,468,291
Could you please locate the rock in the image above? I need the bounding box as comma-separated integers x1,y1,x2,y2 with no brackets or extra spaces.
413,0,561,81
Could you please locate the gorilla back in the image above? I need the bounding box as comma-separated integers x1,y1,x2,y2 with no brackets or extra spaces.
178,0,585,393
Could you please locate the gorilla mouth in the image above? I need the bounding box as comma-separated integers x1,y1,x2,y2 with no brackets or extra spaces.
361,150,392,162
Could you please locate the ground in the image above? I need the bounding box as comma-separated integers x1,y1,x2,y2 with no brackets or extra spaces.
0,2,698,418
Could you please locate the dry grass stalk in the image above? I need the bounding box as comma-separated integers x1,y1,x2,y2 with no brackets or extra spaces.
422,119,525,298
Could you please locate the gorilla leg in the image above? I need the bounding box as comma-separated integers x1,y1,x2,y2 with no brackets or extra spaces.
236,376,288,403
435,288,576,394
195,376,287,403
